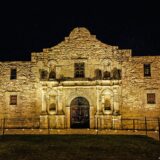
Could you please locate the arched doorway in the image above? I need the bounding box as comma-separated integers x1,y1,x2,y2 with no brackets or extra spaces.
70,97,90,128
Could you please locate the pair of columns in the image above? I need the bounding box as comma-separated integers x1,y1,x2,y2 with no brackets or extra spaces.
42,88,120,115
96,87,120,115
41,88,63,115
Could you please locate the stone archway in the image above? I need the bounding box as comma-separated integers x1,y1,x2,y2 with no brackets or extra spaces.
70,97,90,128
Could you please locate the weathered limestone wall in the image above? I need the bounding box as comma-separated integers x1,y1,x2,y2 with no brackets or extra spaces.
38,80,121,129
122,56,160,117
0,61,40,119
30,27,125,128
0,27,159,129
31,28,125,80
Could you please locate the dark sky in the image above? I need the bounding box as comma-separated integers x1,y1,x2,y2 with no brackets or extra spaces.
0,1,160,61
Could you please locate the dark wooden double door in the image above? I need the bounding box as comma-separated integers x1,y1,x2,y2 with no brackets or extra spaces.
70,97,90,128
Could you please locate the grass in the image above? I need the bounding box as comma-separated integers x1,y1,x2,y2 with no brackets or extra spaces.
0,135,159,160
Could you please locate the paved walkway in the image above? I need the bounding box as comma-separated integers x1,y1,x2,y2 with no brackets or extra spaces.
1,129,159,141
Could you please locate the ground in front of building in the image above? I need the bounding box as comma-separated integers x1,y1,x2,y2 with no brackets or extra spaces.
0,135,159,160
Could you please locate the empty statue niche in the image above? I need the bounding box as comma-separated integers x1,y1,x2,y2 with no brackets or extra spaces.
48,95,56,114
104,99,111,111
103,98,112,115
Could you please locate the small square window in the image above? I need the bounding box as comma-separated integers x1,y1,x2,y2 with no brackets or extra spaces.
147,93,155,104
10,69,17,79
144,64,151,77
10,95,17,105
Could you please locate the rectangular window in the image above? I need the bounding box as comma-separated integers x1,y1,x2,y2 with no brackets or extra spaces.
10,69,17,79
144,64,151,77
74,63,85,78
10,95,17,105
147,93,155,104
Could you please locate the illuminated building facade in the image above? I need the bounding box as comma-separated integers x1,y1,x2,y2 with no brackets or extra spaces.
0,27,160,129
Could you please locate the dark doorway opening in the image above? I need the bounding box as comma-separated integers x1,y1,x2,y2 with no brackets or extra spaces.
70,97,90,128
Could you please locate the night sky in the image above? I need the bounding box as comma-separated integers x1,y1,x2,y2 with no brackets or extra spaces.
0,1,160,61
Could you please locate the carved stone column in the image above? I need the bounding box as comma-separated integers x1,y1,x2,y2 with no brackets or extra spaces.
96,86,103,115
89,105,95,129
40,88,48,128
113,89,119,115
66,106,70,128
57,86,64,115
41,88,47,114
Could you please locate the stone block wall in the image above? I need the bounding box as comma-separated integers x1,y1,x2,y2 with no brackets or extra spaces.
0,61,40,119
0,27,160,130
122,56,160,118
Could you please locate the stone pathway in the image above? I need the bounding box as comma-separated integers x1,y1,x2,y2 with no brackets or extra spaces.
1,129,159,141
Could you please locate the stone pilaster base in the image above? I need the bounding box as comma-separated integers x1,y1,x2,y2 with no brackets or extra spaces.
112,115,121,129
94,114,121,129
95,114,103,129
102,115,112,129
40,114,65,129
40,115,48,129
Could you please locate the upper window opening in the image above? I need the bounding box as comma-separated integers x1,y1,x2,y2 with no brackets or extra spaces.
49,70,56,80
40,70,48,80
112,68,121,80
144,64,151,77
103,71,111,80
95,69,102,79
74,63,85,78
10,69,17,80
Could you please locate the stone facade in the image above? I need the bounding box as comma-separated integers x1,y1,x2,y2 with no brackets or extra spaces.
0,27,160,129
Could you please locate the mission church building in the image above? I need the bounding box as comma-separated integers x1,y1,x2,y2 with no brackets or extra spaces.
0,27,160,129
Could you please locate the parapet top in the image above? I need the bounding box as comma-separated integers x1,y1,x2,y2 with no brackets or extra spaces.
69,27,91,39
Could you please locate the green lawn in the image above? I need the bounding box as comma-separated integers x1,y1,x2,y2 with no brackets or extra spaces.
0,135,159,160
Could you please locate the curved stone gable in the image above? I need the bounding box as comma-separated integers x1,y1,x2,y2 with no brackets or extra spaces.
42,27,119,60
69,27,91,39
